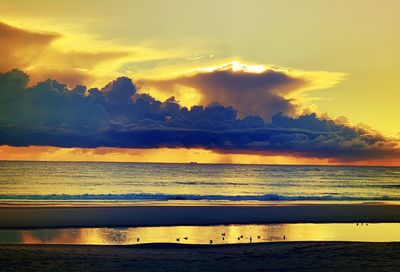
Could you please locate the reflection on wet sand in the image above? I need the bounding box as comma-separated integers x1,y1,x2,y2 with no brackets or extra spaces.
2,223,400,245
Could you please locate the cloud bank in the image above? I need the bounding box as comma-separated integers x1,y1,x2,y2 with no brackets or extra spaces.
0,69,399,162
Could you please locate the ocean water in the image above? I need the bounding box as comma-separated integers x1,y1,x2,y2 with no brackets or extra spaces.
0,161,400,204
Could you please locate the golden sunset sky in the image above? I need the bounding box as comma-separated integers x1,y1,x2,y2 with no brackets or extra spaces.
0,0,399,165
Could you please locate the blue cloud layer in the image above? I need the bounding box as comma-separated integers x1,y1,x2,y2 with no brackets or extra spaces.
0,69,399,161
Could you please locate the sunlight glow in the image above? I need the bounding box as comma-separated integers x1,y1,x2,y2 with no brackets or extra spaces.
199,60,269,73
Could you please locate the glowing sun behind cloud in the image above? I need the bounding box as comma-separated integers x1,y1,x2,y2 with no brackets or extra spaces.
138,60,346,120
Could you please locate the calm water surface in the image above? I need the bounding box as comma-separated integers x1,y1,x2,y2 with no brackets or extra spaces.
1,161,400,204
1,223,399,245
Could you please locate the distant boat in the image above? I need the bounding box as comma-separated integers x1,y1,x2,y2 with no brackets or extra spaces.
189,162,198,164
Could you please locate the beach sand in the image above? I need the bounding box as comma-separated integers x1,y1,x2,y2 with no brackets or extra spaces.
1,242,400,272
1,203,400,228
2,203,400,271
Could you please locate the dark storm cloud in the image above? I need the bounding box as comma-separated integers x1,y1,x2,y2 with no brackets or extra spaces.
139,64,308,120
0,69,399,161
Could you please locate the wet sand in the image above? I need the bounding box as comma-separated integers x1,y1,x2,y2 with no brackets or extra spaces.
1,203,400,228
1,242,400,272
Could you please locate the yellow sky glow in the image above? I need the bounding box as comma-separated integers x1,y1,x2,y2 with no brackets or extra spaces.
0,0,399,165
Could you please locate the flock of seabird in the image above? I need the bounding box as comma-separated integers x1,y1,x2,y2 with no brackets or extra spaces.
134,233,288,244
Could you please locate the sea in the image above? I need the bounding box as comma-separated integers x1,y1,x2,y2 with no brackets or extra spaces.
1,161,400,205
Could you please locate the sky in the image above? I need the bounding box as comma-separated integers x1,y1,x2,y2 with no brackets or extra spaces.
0,0,399,165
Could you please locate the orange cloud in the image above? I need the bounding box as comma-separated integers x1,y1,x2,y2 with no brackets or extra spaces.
0,21,59,72
0,21,129,87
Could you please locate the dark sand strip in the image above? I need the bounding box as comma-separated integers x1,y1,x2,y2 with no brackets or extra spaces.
1,242,400,272
1,204,400,228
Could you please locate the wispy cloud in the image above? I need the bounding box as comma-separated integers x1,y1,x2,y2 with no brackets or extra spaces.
0,21,207,88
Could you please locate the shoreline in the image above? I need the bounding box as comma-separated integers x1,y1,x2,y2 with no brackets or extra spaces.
1,202,400,229
1,199,398,207
1,240,400,248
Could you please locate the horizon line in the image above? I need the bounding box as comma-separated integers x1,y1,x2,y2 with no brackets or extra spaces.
0,159,398,168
